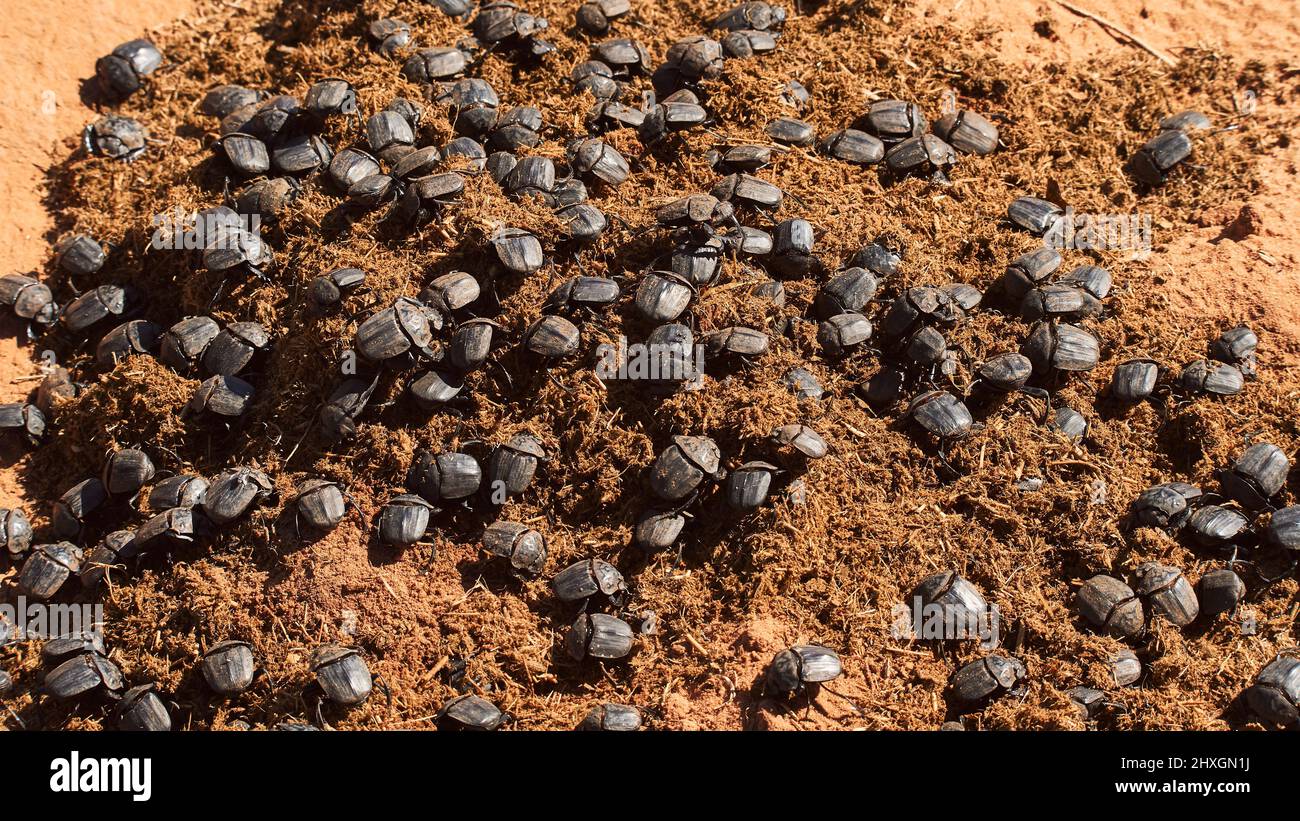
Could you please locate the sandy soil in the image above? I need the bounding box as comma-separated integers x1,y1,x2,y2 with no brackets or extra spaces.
1,0,1298,730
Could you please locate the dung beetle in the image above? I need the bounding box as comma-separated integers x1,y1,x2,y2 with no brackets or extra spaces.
721,29,779,58
80,529,136,591
726,461,780,511
486,434,546,498
421,272,479,315
909,571,989,636
770,424,828,460
320,375,380,441
490,105,543,151
1130,130,1192,186
377,495,434,546
201,639,256,696
309,267,367,311
1023,322,1100,374
401,47,470,83
202,85,259,119
440,78,500,137
1245,654,1300,727
408,368,465,410
1187,504,1249,549
312,644,373,706
63,284,136,334
649,435,724,501
576,0,631,35
186,375,256,422
567,138,631,187
55,234,107,276
592,36,651,77
43,632,106,665
45,651,124,700
19,542,83,600
950,654,1026,707
355,298,438,367
160,316,221,373
707,327,769,360
932,109,999,155
293,479,348,532
1210,325,1258,377
271,134,333,176
884,134,957,182
566,613,636,661
117,683,172,731
1197,568,1246,617
1131,481,1202,530
1001,248,1062,301
102,448,156,497
817,313,872,356
523,315,580,359
202,322,271,377
1076,574,1144,638
492,227,545,274
439,694,503,731
448,318,504,371
663,36,725,82
770,218,819,277
710,173,783,212
1057,264,1112,300
134,507,205,552
766,117,815,147
1111,649,1142,686
765,645,842,695
95,39,163,98
551,558,627,603
907,391,974,444
1219,442,1289,511
860,99,927,145
203,467,274,527
1020,283,1102,322
1180,359,1244,396
577,702,642,731
0,402,46,446
327,147,383,191
304,78,357,119
634,508,687,550
96,320,162,367
635,271,695,323
655,194,736,237
1109,358,1160,402
368,18,412,57
712,2,786,32
0,508,33,562
408,449,482,504
1265,505,1300,555
1134,562,1199,626
1007,196,1064,236
821,129,885,165
482,521,547,575
51,478,108,539
0,274,58,326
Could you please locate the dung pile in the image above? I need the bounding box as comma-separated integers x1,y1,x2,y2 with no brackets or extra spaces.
0,0,1296,730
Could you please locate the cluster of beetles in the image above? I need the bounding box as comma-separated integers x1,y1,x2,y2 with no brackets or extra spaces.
0,0,1296,731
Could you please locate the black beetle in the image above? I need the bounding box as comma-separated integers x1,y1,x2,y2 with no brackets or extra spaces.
45,651,124,700
312,645,373,706
293,479,348,532
1197,569,1246,617
551,558,627,603
1110,358,1160,402
1245,654,1300,726
0,508,33,562
203,467,274,527
117,683,172,731
482,521,547,575
577,702,642,731
102,448,156,496
566,613,636,661
439,694,504,730
1076,574,1144,638
201,640,256,696
649,435,724,501
1220,442,1289,511
408,449,482,504
486,434,546,498
1131,130,1192,186
950,654,1026,707
726,461,780,511
1134,562,1199,626
765,645,842,695
377,495,434,546
1131,481,1202,531
95,39,162,98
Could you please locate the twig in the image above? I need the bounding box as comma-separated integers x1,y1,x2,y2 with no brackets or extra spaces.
1051,0,1177,66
